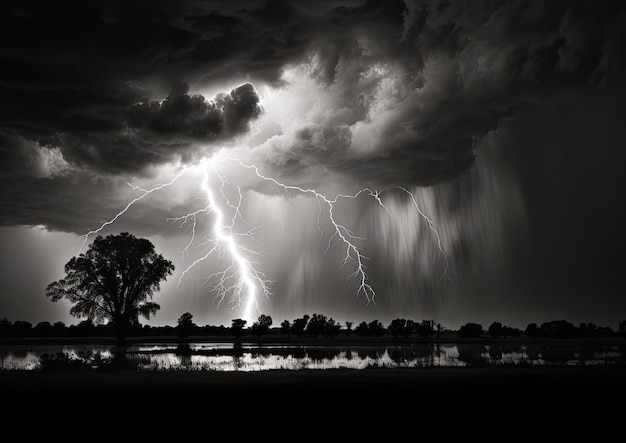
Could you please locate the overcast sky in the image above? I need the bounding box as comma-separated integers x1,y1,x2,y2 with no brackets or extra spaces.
1,0,625,330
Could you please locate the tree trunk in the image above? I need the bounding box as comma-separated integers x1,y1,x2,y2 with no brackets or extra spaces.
115,322,127,347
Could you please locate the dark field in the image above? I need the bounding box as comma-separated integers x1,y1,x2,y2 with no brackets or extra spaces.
3,364,626,397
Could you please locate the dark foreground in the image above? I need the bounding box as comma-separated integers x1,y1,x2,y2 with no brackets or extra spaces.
3,366,625,428
3,365,625,398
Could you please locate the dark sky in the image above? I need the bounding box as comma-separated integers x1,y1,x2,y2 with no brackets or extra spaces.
1,0,625,330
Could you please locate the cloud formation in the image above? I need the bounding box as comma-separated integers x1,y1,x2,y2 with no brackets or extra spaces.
0,0,624,233
128,82,261,140
56,81,261,174
240,0,625,189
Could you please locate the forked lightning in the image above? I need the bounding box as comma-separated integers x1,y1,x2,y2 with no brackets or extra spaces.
80,156,457,323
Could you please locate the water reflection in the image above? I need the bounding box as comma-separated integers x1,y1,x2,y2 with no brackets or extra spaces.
1,342,624,371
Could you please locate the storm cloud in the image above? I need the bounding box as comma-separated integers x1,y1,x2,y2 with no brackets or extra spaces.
242,0,626,189
0,0,623,232
0,0,623,233
58,82,261,174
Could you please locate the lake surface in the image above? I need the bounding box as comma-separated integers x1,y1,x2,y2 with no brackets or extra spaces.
2,342,625,371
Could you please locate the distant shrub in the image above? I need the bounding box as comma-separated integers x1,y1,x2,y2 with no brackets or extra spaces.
457,323,484,338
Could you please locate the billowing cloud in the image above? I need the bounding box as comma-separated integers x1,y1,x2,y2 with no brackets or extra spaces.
235,0,626,190
0,129,69,179
57,82,262,174
0,0,624,233
128,82,261,140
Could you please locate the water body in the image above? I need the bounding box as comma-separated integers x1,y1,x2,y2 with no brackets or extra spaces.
1,342,624,371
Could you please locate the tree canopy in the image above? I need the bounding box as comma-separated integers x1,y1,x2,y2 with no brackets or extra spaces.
46,232,174,346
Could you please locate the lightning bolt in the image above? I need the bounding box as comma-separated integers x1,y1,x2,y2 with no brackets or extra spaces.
79,168,188,252
224,157,387,304
398,186,458,293
224,159,457,300
171,159,270,324
80,155,458,325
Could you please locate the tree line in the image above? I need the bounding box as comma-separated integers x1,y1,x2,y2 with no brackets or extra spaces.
17,231,625,347
1,314,625,340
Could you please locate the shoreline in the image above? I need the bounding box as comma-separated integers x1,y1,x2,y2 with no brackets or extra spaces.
3,335,625,404
2,334,625,347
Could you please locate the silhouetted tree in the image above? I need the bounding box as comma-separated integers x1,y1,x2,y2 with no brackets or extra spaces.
177,312,196,338
354,321,370,337
416,320,434,338
525,323,539,338
502,326,522,337
368,320,386,337
457,322,483,338
488,322,503,338
540,320,576,338
0,318,11,338
231,318,247,339
204,324,226,336
71,319,95,337
52,321,66,337
578,322,599,338
128,313,143,336
306,313,324,337
403,319,415,338
46,232,174,346
619,321,626,338
290,315,310,337
388,319,407,338
33,321,52,337
160,325,175,336
596,326,614,337
325,317,341,337
251,314,272,337
280,320,291,337
345,321,353,337
12,320,32,338
307,313,337,337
